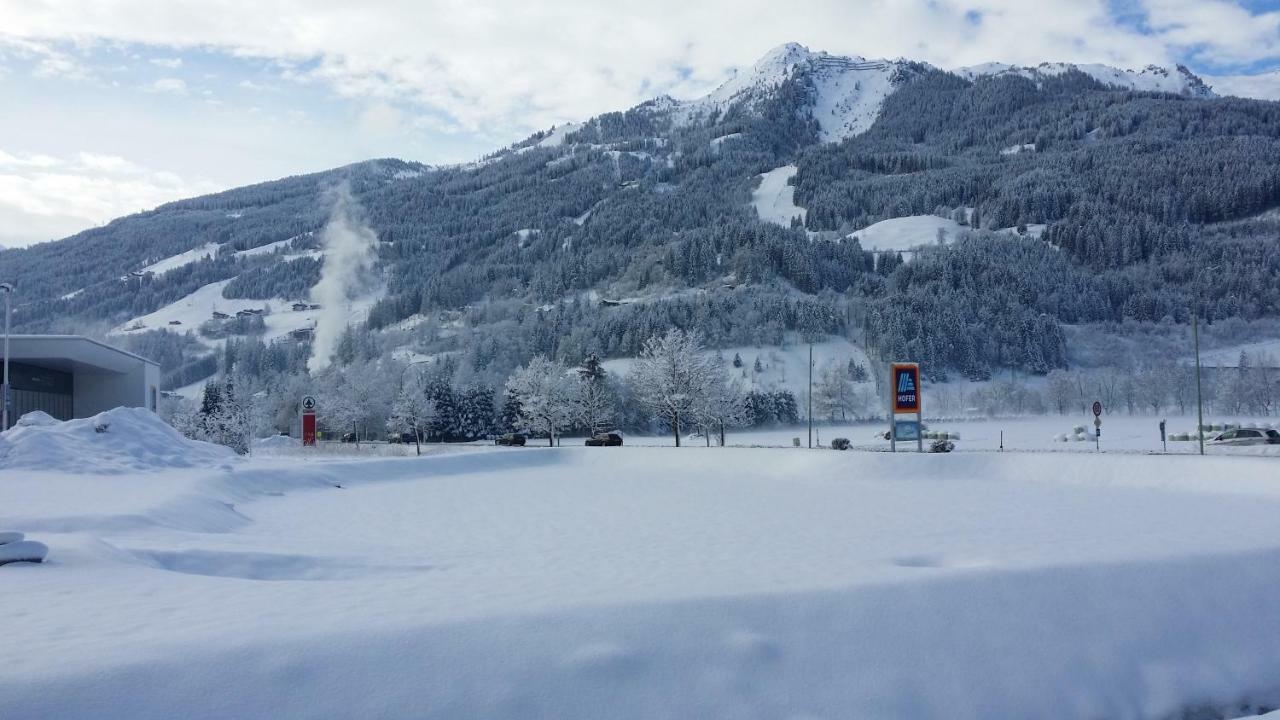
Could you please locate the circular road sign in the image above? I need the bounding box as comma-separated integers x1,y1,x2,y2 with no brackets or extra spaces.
302,395,317,412
1092,401,1102,417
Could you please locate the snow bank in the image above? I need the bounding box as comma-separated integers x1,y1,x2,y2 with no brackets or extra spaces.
254,434,299,451
15,410,58,427
0,540,48,565
0,407,236,474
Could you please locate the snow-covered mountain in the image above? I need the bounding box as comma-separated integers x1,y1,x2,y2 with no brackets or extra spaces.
672,42,921,142
668,44,1216,145
954,61,1215,98
6,41,1278,395
672,41,896,141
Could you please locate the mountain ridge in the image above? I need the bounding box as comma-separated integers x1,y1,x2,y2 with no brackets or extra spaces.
2,43,1278,392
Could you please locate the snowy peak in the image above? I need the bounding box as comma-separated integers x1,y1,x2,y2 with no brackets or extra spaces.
954,61,1216,98
679,43,922,143
699,42,818,109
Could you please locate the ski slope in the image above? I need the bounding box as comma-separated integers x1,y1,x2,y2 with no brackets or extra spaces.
5,411,1280,718
752,165,806,227
140,242,220,275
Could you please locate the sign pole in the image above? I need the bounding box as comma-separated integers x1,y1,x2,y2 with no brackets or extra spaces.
1092,400,1102,453
888,372,896,453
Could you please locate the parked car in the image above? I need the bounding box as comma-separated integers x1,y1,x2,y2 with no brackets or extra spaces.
495,433,527,447
585,432,623,447
388,432,418,444
1209,428,1280,446
341,432,357,443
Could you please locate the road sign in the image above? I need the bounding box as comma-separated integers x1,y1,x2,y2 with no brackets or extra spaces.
891,363,922,414
1092,401,1102,417
302,395,317,411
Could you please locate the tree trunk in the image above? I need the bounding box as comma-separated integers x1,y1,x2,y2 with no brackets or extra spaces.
414,429,421,456
673,411,681,447
719,420,725,447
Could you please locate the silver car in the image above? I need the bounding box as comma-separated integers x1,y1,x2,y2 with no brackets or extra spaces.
1209,428,1280,446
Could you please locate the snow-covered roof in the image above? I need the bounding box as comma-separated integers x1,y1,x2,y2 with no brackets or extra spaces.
2,334,159,372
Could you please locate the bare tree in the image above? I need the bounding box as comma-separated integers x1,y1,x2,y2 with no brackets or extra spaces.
506,356,576,446
697,375,749,446
629,329,718,447
575,375,615,436
387,368,436,455
1046,369,1074,415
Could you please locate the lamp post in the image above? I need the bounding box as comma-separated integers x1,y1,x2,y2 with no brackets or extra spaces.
1,283,12,432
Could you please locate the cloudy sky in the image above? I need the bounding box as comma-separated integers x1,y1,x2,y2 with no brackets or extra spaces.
1,0,1278,248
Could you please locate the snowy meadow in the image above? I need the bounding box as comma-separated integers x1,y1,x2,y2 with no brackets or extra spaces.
4,410,1280,719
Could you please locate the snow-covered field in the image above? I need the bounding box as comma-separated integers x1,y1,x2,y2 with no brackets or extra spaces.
847,215,963,252
111,277,383,355
668,414,1280,455
4,410,1280,719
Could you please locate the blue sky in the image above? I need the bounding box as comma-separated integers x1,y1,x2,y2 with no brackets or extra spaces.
1,0,1278,247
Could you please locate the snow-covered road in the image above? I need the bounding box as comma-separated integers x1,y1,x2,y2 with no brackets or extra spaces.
4,444,1280,718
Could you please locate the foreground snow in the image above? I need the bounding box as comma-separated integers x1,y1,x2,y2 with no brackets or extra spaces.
4,435,1280,718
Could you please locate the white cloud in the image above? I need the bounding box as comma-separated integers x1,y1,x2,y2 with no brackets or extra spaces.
1140,0,1280,67
4,0,1274,137
1204,71,1280,101
0,147,221,247
147,77,187,94
357,102,404,136
149,56,182,68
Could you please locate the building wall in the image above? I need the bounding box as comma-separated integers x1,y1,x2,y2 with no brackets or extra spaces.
72,362,156,417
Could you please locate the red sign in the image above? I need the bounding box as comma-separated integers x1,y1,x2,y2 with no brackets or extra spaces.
1092,401,1102,417
302,413,317,446
891,363,921,414
301,395,317,446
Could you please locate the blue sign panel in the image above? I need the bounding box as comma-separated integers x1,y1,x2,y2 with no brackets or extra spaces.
894,420,920,441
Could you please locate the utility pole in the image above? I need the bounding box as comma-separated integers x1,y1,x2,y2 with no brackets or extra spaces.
1,283,11,433
1190,264,1216,457
807,344,813,448
1193,309,1205,456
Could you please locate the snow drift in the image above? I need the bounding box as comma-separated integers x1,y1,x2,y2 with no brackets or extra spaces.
0,407,236,474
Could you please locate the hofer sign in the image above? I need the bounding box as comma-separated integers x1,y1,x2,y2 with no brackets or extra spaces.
891,363,921,414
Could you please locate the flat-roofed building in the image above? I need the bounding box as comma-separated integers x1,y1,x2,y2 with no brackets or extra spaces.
2,335,160,424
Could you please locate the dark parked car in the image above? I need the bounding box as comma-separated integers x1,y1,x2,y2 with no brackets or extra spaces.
341,432,357,443
388,432,418,444
585,432,623,447
495,433,527,447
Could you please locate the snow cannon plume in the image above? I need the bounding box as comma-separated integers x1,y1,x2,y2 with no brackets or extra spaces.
308,183,378,373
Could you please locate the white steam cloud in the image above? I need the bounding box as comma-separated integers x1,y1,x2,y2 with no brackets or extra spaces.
308,183,378,372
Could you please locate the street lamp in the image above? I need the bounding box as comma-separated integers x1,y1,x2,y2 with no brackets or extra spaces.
1,282,12,432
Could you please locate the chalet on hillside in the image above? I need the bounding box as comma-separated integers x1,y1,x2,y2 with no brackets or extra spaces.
211,311,231,320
